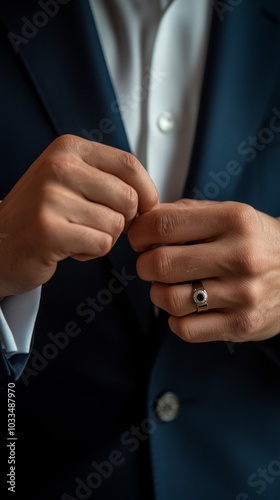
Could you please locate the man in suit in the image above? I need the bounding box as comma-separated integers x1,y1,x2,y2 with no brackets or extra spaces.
1,1,280,499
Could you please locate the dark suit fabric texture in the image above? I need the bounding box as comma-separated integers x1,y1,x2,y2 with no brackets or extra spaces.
1,1,280,499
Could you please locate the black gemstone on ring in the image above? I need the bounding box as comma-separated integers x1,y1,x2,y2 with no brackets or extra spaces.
197,292,205,302
193,287,208,308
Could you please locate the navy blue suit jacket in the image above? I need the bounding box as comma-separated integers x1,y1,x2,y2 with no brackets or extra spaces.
1,1,280,499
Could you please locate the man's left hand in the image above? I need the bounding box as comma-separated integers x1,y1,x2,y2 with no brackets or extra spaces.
128,199,280,343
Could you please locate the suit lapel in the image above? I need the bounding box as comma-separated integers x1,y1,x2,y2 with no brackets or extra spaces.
1,0,129,149
0,0,155,334
185,0,280,202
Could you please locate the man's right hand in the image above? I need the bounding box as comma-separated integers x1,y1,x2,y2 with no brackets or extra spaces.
0,135,159,297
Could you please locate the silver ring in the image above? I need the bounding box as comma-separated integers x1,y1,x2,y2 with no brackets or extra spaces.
192,280,208,312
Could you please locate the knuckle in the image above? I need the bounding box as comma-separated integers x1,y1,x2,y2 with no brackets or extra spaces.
229,246,261,277
120,151,142,176
164,287,184,315
151,248,173,281
96,233,113,256
176,321,197,342
153,211,176,239
52,134,79,152
236,281,260,309
121,184,138,213
226,202,257,235
111,213,125,236
231,309,263,340
42,154,74,184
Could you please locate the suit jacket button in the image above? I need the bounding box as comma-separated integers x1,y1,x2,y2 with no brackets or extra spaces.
154,392,180,422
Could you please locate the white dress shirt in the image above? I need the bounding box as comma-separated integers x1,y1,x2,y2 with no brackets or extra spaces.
90,0,212,202
0,0,212,357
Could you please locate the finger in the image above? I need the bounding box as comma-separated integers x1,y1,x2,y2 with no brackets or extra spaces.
45,157,140,225
128,201,252,251
167,279,265,342
128,205,225,251
40,216,115,263
61,224,114,261
79,139,159,214
136,243,223,283
70,166,138,225
68,200,125,242
150,282,198,316
40,183,126,241
168,311,236,343
150,280,244,317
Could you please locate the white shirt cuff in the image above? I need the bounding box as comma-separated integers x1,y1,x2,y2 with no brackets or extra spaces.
0,287,41,358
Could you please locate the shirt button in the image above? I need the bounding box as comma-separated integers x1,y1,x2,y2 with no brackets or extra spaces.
154,392,180,422
157,111,175,133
